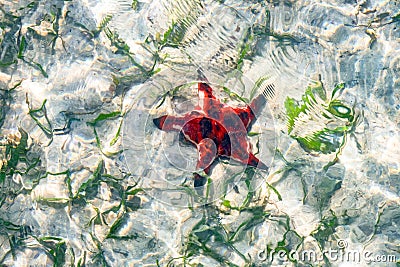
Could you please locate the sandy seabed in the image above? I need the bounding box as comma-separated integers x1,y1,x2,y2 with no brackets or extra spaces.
0,0,399,266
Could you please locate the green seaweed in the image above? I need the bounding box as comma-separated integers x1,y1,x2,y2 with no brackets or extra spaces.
16,34,49,77
106,212,128,239
284,81,355,155
241,168,257,208
236,30,253,71
35,236,67,266
1,232,28,262
79,171,144,239
102,26,153,76
0,128,30,184
104,186,144,239
90,233,112,267
183,200,277,265
46,6,66,54
22,3,66,56
0,126,46,209
17,36,26,59
87,110,123,156
392,12,400,22
87,111,121,126
0,220,69,266
311,210,338,249
28,99,53,138
226,167,281,211
228,206,269,242
109,120,123,146
262,214,304,264
76,251,87,267
285,81,326,133
250,76,272,100
365,201,387,245
74,160,104,200
162,22,183,48
184,214,242,266
269,149,308,204
0,81,20,129
97,15,113,36
294,130,345,154
155,82,197,109
157,5,201,49
312,176,342,213
222,86,249,103
0,3,42,74
0,8,21,67
131,0,138,10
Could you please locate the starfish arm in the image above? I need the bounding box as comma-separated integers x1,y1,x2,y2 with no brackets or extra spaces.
246,152,269,171
249,94,267,119
247,82,275,123
232,92,270,131
196,138,217,171
153,115,186,132
193,138,216,188
197,83,224,113
198,83,216,99
233,106,256,130
233,93,269,131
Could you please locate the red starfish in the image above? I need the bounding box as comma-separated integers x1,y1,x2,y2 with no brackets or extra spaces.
153,83,270,187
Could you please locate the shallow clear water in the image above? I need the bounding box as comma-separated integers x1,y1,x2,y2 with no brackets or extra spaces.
0,0,399,266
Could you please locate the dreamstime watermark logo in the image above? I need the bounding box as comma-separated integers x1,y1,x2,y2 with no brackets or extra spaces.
257,239,398,264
